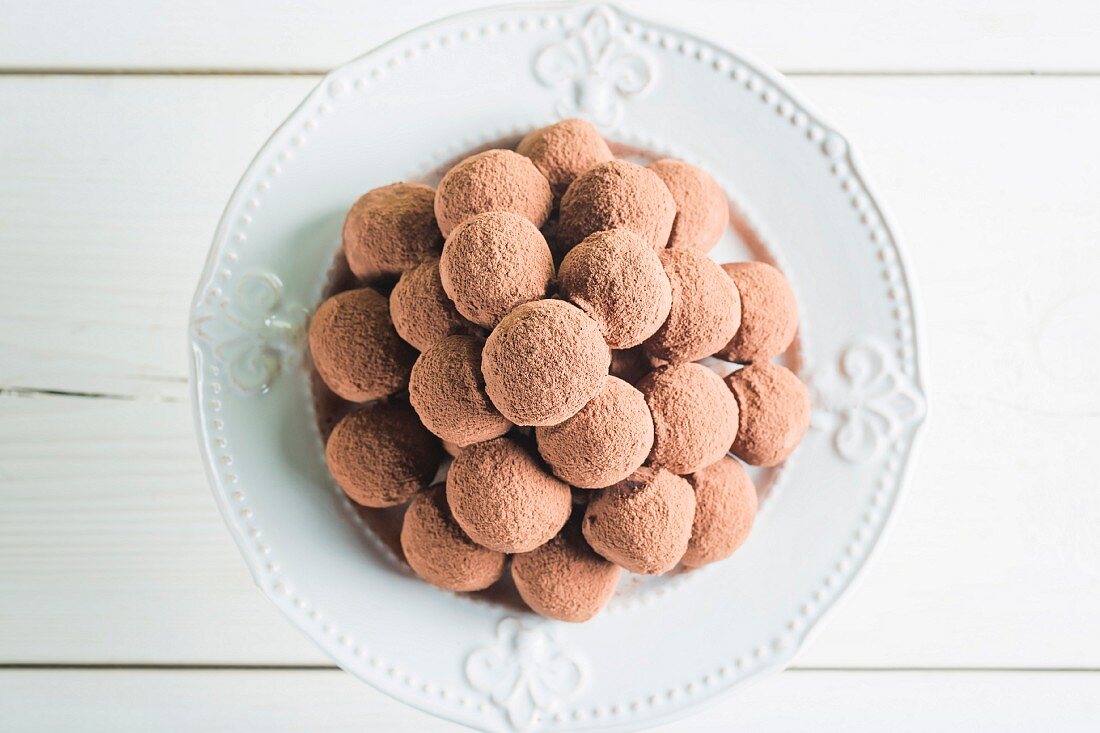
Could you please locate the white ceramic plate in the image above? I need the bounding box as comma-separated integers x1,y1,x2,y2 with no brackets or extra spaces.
189,4,928,731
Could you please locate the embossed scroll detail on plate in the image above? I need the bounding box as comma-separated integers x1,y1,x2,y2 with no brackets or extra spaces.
192,272,309,394
533,6,654,128
810,339,927,463
466,618,588,730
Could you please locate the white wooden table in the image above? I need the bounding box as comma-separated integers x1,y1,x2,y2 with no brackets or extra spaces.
2,1,1099,730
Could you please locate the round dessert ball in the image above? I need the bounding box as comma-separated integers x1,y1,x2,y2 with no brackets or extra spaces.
308,287,417,402
558,160,677,252
682,457,757,568
609,346,654,385
482,299,610,427
643,248,741,363
558,229,673,349
648,159,729,252
582,467,696,575
716,262,798,363
512,519,621,622
516,118,614,201
409,334,511,447
343,183,442,282
446,437,572,553
401,485,505,591
434,149,553,236
725,363,810,467
638,363,739,475
390,258,479,352
439,211,555,328
325,401,443,508
536,377,653,489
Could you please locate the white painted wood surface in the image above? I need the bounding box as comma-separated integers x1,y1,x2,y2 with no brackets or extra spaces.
2,0,1100,73
3,670,1098,732
2,0,1100,729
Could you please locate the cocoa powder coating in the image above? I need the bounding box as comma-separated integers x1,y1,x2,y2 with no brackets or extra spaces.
644,248,741,363
582,467,696,575
439,211,555,328
434,149,553,236
726,363,810,467
535,376,654,489
400,485,506,591
481,299,610,427
516,118,614,202
342,183,442,282
682,456,757,568
325,401,443,508
557,160,677,252
638,363,740,475
445,437,572,553
409,334,511,447
648,159,729,252
390,257,480,352
558,229,673,349
717,261,798,363
308,287,417,402
512,518,621,622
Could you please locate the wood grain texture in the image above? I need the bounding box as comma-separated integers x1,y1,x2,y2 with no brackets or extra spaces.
1,669,1098,732
1,0,1099,73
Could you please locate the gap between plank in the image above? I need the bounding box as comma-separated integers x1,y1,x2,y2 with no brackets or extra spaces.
3,663,1099,673
2,68,1100,78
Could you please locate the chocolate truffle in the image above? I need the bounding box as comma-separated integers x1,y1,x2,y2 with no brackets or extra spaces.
446,437,572,553
409,334,511,447
516,119,614,201
682,457,757,568
401,485,505,591
343,183,442,281
482,299,610,426
638,363,739,475
648,159,729,252
717,262,798,363
582,467,696,575
325,401,443,508
390,258,479,352
439,211,555,328
308,287,417,402
609,346,653,385
644,248,741,363
726,363,810,467
558,160,677,251
434,149,553,236
536,377,653,489
512,519,621,622
558,229,673,349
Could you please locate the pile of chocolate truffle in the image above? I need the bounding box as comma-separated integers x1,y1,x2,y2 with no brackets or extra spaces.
309,119,810,622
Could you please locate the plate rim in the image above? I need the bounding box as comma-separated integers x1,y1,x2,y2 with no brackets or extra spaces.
188,2,929,730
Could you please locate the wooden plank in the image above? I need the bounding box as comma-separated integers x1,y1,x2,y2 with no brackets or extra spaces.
1,669,1097,732
2,391,1098,667
2,0,1100,74
0,76,316,401
0,393,321,664
3,75,1100,403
